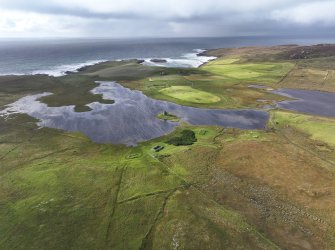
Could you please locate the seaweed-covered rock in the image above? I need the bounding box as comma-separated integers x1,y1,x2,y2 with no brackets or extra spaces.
150,59,167,63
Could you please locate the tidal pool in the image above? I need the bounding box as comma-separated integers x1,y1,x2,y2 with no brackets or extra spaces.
1,82,268,145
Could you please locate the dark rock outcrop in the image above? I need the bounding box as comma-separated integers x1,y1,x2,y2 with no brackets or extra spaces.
150,59,167,63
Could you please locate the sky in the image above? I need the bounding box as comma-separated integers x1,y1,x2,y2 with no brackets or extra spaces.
0,0,334,38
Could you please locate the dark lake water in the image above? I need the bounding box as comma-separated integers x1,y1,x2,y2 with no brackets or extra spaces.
249,85,335,118
2,82,334,145
0,82,268,145
273,89,335,117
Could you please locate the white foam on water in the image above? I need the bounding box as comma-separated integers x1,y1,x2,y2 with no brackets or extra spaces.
31,60,107,77
142,49,216,68
0,49,214,76
0,72,27,76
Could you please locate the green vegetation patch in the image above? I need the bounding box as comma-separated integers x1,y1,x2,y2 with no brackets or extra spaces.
205,58,240,66
166,129,197,146
159,86,221,104
203,59,294,84
150,189,278,250
271,111,335,146
126,153,142,159
156,111,180,122
74,105,92,112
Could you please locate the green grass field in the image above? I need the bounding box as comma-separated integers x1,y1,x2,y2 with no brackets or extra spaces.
0,114,282,249
159,86,221,104
156,112,180,122
271,110,335,146
202,58,294,84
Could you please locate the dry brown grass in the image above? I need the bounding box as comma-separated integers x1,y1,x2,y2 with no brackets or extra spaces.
213,132,335,249
202,45,297,60
203,44,335,92
279,66,335,91
162,128,335,249
216,138,335,210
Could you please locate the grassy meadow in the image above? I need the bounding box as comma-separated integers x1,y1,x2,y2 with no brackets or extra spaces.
202,58,294,84
159,86,221,104
1,44,335,249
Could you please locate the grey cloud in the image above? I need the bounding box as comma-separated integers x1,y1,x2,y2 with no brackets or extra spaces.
0,1,143,20
0,0,335,37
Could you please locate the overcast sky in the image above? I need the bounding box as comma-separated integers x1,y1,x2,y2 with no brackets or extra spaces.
0,0,334,38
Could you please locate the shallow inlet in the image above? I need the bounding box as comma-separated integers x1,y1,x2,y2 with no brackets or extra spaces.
0,82,268,145
272,89,335,117
249,84,335,118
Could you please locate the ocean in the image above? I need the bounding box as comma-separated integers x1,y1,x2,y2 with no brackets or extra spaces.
0,36,335,76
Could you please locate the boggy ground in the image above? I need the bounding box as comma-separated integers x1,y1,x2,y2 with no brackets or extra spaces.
0,114,279,249
1,111,335,249
1,44,335,249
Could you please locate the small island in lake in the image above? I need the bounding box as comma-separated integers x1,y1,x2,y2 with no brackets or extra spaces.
156,111,180,122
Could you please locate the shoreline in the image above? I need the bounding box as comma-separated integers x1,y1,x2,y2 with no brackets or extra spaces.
1,43,335,94
1,43,335,77
0,49,216,77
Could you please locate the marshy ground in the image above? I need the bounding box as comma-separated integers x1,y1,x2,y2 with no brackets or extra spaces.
1,44,335,249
